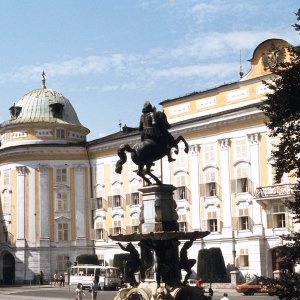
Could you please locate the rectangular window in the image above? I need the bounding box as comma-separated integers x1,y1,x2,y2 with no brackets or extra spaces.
57,255,69,272
268,204,287,228
131,218,140,233
131,193,140,205
56,129,66,139
57,192,68,211
207,211,218,232
56,168,67,183
237,178,249,193
113,195,121,207
178,214,188,232
205,182,217,197
236,139,248,159
57,223,68,241
204,145,215,163
95,222,106,240
113,220,122,235
239,249,249,267
96,228,105,240
239,208,249,230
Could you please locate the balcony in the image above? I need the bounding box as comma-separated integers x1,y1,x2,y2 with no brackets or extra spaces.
174,186,191,204
254,184,296,207
108,195,125,209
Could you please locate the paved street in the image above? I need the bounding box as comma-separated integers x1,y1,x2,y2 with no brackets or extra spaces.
0,285,279,300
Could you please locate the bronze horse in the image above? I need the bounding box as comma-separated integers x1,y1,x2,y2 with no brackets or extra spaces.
115,111,189,185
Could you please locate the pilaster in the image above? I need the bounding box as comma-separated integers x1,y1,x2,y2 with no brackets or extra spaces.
38,165,50,246
218,138,232,237
248,133,263,235
189,144,201,230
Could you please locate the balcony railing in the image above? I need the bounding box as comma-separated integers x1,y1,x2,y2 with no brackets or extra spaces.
255,184,296,198
174,186,191,204
0,232,14,245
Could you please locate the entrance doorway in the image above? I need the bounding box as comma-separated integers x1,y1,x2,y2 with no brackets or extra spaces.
2,252,15,284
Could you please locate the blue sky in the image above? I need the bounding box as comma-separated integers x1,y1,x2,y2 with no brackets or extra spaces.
0,1,299,141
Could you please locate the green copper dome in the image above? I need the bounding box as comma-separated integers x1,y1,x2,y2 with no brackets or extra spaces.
9,87,83,126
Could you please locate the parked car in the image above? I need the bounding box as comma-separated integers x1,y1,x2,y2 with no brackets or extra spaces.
236,278,277,296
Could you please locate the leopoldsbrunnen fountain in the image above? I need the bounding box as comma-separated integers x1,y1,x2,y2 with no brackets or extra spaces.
111,101,212,300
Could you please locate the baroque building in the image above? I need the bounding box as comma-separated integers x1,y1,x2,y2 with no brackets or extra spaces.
0,38,298,284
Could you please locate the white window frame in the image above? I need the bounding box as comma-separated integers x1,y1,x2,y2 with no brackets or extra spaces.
57,223,69,241
56,168,67,184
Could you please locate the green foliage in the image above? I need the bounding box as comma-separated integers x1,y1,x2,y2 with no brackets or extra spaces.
113,253,131,275
257,9,300,300
197,248,227,282
76,254,99,265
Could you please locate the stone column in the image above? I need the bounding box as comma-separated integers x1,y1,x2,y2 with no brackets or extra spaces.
218,138,232,237
16,166,26,245
15,166,26,283
189,144,201,230
248,133,263,235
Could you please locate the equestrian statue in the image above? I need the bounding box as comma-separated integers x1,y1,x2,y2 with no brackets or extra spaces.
115,101,189,185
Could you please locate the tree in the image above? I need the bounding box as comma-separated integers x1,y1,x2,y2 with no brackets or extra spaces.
76,254,99,265
197,248,227,282
258,9,300,300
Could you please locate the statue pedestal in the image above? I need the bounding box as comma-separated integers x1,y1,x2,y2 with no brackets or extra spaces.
139,184,178,233
111,184,211,300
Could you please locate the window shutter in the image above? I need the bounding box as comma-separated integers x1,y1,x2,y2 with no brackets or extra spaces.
126,194,131,205
201,220,207,231
199,184,205,197
230,179,237,194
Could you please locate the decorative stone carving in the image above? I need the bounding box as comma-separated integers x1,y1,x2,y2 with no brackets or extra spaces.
218,138,230,150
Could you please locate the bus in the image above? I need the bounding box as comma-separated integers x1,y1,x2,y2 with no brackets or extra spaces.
70,265,121,290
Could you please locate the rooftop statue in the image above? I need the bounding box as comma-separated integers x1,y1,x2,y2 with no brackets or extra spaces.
115,101,189,185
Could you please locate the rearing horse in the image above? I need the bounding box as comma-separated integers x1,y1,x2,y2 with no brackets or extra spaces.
115,111,189,185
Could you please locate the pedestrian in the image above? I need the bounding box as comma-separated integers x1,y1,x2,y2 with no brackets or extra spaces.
90,278,98,300
53,272,58,286
75,283,85,300
220,292,230,300
39,271,44,285
60,273,65,287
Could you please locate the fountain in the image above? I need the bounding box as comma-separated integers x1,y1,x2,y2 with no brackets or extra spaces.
111,102,212,300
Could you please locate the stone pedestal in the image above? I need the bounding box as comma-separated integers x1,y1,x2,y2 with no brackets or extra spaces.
230,270,239,287
139,184,178,233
